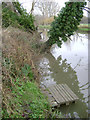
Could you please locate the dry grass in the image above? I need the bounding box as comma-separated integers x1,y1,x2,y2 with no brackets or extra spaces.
78,24,90,28
2,27,41,81
2,27,42,117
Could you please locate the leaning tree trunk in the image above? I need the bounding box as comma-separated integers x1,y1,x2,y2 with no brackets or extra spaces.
39,40,52,53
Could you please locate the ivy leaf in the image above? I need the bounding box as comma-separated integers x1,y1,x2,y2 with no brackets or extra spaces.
48,2,86,47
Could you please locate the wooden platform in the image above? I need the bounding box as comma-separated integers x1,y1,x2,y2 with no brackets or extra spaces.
44,84,79,107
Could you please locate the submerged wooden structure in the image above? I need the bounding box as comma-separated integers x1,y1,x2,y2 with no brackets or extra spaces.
42,84,79,107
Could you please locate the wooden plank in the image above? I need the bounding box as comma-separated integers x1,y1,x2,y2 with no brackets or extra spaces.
47,84,79,107
54,84,70,102
48,86,60,103
51,85,66,103
62,84,79,100
42,88,58,107
52,85,66,103
59,84,74,101
48,86,65,103
49,86,64,103
57,84,71,102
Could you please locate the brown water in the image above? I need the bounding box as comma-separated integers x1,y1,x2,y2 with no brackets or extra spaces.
38,29,89,118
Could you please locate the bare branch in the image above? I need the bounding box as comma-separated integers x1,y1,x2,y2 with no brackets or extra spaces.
84,7,90,10
83,8,90,13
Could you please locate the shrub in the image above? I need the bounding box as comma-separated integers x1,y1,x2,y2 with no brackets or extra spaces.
2,1,35,31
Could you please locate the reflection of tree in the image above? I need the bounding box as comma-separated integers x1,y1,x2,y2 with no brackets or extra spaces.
63,32,87,50
44,53,88,118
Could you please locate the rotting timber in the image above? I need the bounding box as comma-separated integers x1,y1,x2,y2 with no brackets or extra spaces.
41,84,79,107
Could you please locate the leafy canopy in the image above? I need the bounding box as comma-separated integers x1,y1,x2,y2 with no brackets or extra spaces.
48,2,87,47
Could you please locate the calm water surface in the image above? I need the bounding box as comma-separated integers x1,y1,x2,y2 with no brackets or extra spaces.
38,29,89,118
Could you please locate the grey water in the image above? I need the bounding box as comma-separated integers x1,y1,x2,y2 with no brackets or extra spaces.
37,29,89,118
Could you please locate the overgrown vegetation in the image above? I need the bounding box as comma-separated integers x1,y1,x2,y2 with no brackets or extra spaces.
2,58,50,118
2,0,87,118
2,27,50,118
2,27,63,118
2,1,54,117
2,27,45,118
2,1,35,31
47,2,87,47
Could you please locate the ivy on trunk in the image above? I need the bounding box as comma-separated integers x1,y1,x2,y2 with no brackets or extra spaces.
47,2,87,47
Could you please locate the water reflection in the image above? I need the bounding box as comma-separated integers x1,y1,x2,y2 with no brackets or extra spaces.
50,32,88,103
38,54,88,118
38,57,56,87
39,29,49,42
37,30,89,118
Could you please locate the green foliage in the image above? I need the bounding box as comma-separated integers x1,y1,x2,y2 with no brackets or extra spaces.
21,64,34,80
2,1,35,31
2,58,50,118
11,79,49,118
48,2,87,47
39,25,51,29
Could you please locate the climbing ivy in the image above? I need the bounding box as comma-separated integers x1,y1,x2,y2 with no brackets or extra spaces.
48,2,87,47
2,1,35,31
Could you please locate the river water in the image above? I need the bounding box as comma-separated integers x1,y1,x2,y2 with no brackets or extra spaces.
37,29,89,118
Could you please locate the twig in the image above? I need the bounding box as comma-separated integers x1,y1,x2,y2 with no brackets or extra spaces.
83,9,90,13
84,7,90,10
73,59,81,69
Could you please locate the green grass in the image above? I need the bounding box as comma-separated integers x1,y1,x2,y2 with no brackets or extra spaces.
11,80,49,118
79,24,90,27
2,58,63,118
78,24,90,31
39,24,90,32
78,27,90,31
2,27,64,119
38,25,51,29
2,59,50,118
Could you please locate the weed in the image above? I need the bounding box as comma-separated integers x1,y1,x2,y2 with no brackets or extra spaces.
2,27,63,118
2,58,50,118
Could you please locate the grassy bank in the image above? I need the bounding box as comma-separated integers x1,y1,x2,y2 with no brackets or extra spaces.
78,24,90,28
2,61,50,118
2,27,49,118
2,27,63,118
78,27,90,31
39,24,90,32
78,24,90,31
38,25,51,29
2,2,64,118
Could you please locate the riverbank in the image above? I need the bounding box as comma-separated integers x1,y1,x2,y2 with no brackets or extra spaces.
2,27,63,118
37,29,88,118
38,24,90,32
78,24,90,31
2,27,47,118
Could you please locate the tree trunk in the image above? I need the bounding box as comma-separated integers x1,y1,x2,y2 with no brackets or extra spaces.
30,0,36,14
40,40,51,53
